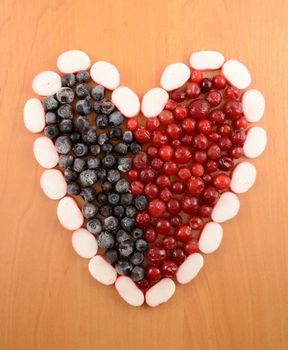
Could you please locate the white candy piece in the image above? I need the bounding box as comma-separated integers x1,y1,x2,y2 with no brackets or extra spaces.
242,89,265,122
222,59,251,89
88,255,117,285
40,169,67,200
189,50,225,70
141,88,169,118
90,61,120,90
57,50,91,74
176,253,204,284
33,136,59,168
160,63,190,91
198,222,223,254
212,192,240,223
32,71,62,96
243,126,267,158
72,228,98,259
24,98,45,133
115,276,144,307
57,196,84,231
112,86,140,118
145,278,175,307
230,162,257,194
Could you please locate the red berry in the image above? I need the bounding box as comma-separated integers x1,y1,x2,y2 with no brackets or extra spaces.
133,151,149,169
162,236,177,250
230,130,246,146
189,216,203,230
200,78,213,92
202,186,220,205
194,151,207,164
226,86,240,100
171,139,182,148
163,161,178,176
166,123,182,139
130,181,144,195
127,168,138,181
147,266,161,282
144,183,159,199
181,195,200,214
171,181,184,194
135,211,151,227
162,260,178,277
174,105,188,120
165,99,177,111
139,167,156,183
218,137,232,151
170,215,183,227
155,218,171,235
205,160,218,173
144,227,157,242
197,119,212,134
190,69,203,83
219,124,232,136
187,176,205,195
159,145,174,161
127,118,138,131
171,89,187,102
146,117,160,131
134,127,151,143
181,134,194,145
191,163,205,177
181,118,196,133
148,199,166,218
208,132,221,143
174,146,192,163
186,82,201,99
184,239,199,254
175,225,193,242
146,145,158,158
137,278,150,291
218,156,233,171
147,245,166,265
151,158,163,170
235,117,248,129
189,99,210,119
214,173,231,190
202,173,212,185
206,90,222,106
210,110,225,124
193,134,209,150
167,199,181,214
159,110,174,124
223,100,243,120
178,167,191,181
171,248,186,265
156,175,171,188
207,144,221,160
212,75,226,90
230,146,244,159
199,205,212,218
159,188,172,202
152,131,168,147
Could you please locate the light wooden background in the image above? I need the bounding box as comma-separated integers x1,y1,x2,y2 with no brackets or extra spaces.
0,0,287,349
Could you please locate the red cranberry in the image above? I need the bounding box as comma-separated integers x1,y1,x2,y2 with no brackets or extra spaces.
191,163,205,177
174,146,192,163
151,158,163,170
133,151,149,169
206,90,222,106
162,260,178,277
218,137,232,151
208,132,221,143
155,218,171,235
148,199,166,218
165,99,177,111
135,211,151,227
152,131,168,147
230,130,246,146
171,181,185,194
127,168,138,181
214,173,231,190
170,215,183,227
205,160,218,173
167,199,181,214
207,144,221,159
139,168,156,184
172,248,186,265
193,134,209,150
199,205,212,218
219,124,232,136
167,123,182,139
218,156,233,171
184,239,199,254
137,278,150,291
181,195,200,214
189,99,210,119
235,117,248,129
145,227,157,242
181,118,196,133
174,105,188,120
202,186,220,205
226,86,240,100
223,100,243,120
159,110,174,124
147,266,161,282
134,128,151,143
130,181,144,195
159,145,174,161
162,237,177,250
189,216,203,230
178,167,191,181
144,183,159,199
187,176,205,195
212,75,226,90
202,173,212,185
146,145,158,158
190,69,203,83
163,161,178,176
197,119,212,134
146,117,160,131
175,225,193,242
147,245,166,265
230,146,244,159
156,175,171,188
194,151,207,163
160,188,172,202
186,82,201,98
181,134,194,145
210,110,225,124
171,89,186,102
171,139,182,148
200,78,213,92
127,118,138,131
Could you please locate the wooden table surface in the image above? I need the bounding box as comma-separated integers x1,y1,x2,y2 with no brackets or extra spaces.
1,0,288,349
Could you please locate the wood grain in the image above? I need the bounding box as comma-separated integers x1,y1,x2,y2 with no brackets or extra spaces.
0,0,287,349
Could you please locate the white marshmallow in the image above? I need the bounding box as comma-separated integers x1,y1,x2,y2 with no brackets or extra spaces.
243,126,267,158
40,169,67,200
242,89,265,122
160,63,190,91
33,136,59,168
111,86,140,118
222,59,251,89
176,253,204,284
57,196,84,231
88,255,117,285
211,192,240,223
90,61,120,90
141,88,169,118
189,50,225,70
72,228,98,259
230,162,257,194
115,276,144,307
57,50,91,74
145,278,175,307
32,71,62,96
24,98,45,133
198,222,223,254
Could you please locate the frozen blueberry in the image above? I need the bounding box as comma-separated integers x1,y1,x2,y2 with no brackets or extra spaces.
61,73,76,87
97,231,115,249
103,216,119,231
122,130,133,143
131,227,144,239
95,168,107,181
91,85,104,101
130,142,141,154
57,104,73,119
82,202,98,219
93,101,102,113
76,70,90,83
45,111,57,124
55,136,72,154
115,261,132,276
135,239,148,252
82,128,97,144
115,179,129,193
97,133,109,146
76,99,91,115
131,266,145,282
59,119,73,134
44,124,59,139
75,116,90,132
101,143,113,154
113,205,125,218
67,182,81,195
99,205,112,217
130,252,144,266
134,195,148,210
64,168,78,182
79,169,97,187
73,143,88,157
75,84,90,98
95,114,109,129
120,217,135,232
90,144,101,156
108,193,120,206
43,96,59,111
56,87,75,104
120,193,133,206
118,157,132,172
116,230,131,242
101,98,115,114
73,158,86,173
81,187,97,202
104,249,118,265
125,206,137,218
114,143,128,156
70,132,81,143
59,154,74,168
96,192,107,205
108,111,124,126
86,218,102,235
108,127,122,140
107,169,121,183
102,155,116,169
102,181,113,193
118,241,134,257
87,157,100,169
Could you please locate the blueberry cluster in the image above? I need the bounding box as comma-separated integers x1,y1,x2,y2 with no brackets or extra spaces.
42,71,148,282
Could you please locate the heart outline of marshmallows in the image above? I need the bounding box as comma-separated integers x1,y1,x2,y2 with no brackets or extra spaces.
24,49,267,307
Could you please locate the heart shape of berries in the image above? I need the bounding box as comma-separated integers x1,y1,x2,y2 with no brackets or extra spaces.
24,50,267,307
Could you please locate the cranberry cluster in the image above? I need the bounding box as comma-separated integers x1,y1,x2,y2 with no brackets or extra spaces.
127,69,248,289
